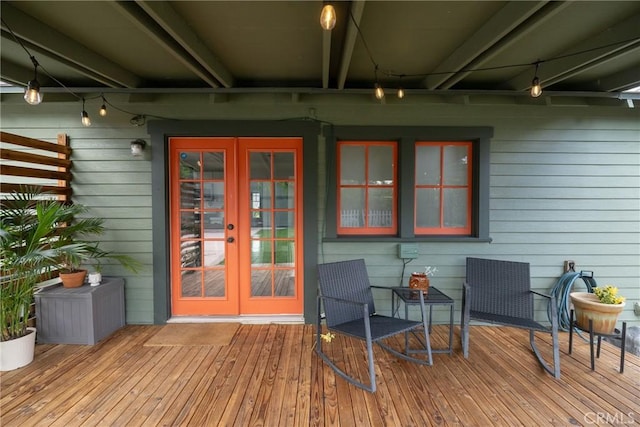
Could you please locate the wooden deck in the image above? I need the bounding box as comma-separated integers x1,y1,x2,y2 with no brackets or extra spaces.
2,324,638,426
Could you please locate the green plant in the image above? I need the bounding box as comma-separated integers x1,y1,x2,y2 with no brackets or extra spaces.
1,187,141,341
593,285,625,305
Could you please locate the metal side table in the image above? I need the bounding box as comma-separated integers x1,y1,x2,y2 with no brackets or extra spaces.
392,286,454,355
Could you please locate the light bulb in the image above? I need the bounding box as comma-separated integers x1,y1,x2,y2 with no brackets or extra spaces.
24,80,42,105
81,110,91,127
320,5,336,30
530,77,542,98
99,104,107,116
374,83,385,100
397,87,405,99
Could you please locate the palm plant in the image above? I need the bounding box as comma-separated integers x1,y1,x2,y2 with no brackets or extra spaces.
1,187,140,341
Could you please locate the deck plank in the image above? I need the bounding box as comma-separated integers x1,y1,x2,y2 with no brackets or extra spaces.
1,324,638,427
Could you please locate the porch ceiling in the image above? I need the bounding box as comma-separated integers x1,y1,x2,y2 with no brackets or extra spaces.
1,1,639,100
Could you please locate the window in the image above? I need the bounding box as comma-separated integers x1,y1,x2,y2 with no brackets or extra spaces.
337,141,397,235
414,142,472,235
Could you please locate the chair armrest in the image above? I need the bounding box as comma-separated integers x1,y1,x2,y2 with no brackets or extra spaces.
319,294,367,308
530,290,551,299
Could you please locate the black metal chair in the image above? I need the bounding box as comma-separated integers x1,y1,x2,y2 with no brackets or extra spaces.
316,259,432,392
461,257,560,378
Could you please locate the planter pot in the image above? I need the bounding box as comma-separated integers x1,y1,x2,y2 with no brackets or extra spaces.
409,272,430,296
0,328,36,371
570,292,625,335
88,272,102,286
60,269,87,288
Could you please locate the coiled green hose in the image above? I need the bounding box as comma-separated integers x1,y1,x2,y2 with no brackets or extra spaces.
548,271,598,331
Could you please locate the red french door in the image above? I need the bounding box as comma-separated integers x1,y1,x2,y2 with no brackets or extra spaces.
169,137,303,316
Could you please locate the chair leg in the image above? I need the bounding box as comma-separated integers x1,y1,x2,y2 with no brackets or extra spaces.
529,328,560,379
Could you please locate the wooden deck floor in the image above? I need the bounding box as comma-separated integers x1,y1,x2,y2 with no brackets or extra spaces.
1,324,638,426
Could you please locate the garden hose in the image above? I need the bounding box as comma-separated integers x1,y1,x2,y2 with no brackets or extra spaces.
548,270,598,331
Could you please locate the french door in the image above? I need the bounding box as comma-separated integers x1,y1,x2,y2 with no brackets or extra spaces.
169,137,303,316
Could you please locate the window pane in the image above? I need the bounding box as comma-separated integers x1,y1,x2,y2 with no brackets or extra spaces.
275,182,294,208
340,188,365,227
275,211,295,236
180,183,199,209
250,152,271,179
444,189,468,227
340,145,365,184
251,240,272,265
416,188,440,228
181,241,201,268
368,145,394,184
416,145,440,185
252,211,272,237
202,152,224,179
274,152,294,179
203,269,225,297
275,269,295,296
203,239,225,267
443,145,468,185
179,152,201,179
181,270,202,297
180,212,201,239
202,182,224,209
275,240,294,265
250,182,272,208
368,188,393,227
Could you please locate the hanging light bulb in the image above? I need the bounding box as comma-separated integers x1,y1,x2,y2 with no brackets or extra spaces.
320,4,336,30
397,87,405,99
99,96,107,116
530,63,542,98
23,57,42,105
374,83,385,100
81,98,91,127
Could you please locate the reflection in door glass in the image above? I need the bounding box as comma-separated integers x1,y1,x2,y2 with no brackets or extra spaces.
203,152,224,179
181,270,202,297
180,212,201,239
180,152,201,179
274,152,294,178
204,270,225,297
250,152,271,179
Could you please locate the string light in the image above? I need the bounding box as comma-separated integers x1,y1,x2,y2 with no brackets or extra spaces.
530,62,542,98
23,56,42,105
320,4,336,31
81,98,91,127
99,95,107,116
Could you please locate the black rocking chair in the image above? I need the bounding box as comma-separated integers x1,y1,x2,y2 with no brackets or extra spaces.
316,259,432,392
461,257,561,378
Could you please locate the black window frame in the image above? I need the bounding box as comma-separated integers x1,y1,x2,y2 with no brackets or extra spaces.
323,125,493,242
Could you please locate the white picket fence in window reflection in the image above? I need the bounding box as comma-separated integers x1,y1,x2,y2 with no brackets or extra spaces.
341,210,392,227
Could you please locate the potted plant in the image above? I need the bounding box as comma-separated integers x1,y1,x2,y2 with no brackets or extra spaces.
0,187,96,370
570,285,626,334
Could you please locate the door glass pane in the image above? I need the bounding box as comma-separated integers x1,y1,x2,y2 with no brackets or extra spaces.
275,182,294,208
250,182,272,209
252,211,272,237
251,239,272,265
203,269,225,297
274,152,294,179
181,241,201,268
274,211,294,237
275,240,294,266
203,239,225,267
340,145,365,184
444,188,468,227
202,182,224,209
180,183,199,209
179,152,201,179
367,188,393,227
416,188,440,228
251,269,272,296
275,269,295,296
202,152,224,179
340,188,365,227
368,145,393,184
180,270,201,297
250,152,271,179
443,145,468,185
180,212,201,239
416,145,441,185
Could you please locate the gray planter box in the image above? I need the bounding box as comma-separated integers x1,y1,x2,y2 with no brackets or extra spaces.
35,276,125,345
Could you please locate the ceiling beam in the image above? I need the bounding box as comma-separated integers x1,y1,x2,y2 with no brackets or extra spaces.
596,62,640,92
336,0,366,90
423,1,548,90
506,12,640,91
0,2,141,88
437,1,571,90
135,1,234,88
112,1,222,88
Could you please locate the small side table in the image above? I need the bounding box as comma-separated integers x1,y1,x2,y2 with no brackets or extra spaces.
568,309,626,373
391,286,454,355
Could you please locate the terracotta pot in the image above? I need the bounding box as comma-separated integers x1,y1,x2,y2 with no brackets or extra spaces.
60,269,87,288
570,292,625,335
409,273,430,295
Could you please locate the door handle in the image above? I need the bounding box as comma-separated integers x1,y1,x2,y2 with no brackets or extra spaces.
227,237,235,243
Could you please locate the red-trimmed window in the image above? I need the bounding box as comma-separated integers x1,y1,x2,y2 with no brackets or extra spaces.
415,142,472,235
337,141,397,235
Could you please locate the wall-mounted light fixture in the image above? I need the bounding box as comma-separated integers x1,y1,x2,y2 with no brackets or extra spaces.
320,4,336,30
130,139,146,156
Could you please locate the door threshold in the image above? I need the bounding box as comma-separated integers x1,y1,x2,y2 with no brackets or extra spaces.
167,315,304,324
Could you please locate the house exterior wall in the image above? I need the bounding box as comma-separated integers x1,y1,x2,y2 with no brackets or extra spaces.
1,94,638,326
